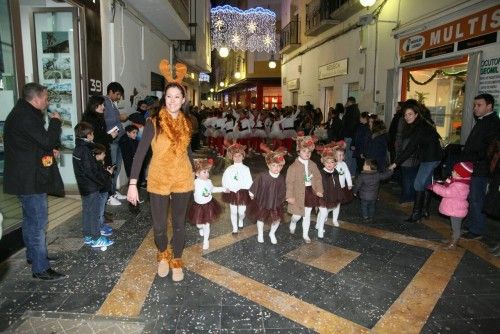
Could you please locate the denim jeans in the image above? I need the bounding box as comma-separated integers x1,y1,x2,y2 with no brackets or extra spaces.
467,176,488,235
400,165,419,203
414,161,440,191
18,193,50,273
344,137,357,176
98,192,108,229
110,141,122,193
82,192,102,239
361,199,376,219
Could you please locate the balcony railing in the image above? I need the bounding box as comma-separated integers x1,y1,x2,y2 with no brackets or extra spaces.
280,19,300,53
305,0,342,36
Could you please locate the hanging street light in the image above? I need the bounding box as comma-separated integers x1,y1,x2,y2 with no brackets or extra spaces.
218,46,229,58
360,0,376,7
268,53,277,69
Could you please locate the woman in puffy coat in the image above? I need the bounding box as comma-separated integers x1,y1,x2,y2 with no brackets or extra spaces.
428,162,473,249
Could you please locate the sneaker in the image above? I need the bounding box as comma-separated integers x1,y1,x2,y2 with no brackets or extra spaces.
462,232,482,240
100,226,113,237
107,195,121,206
101,223,113,234
90,236,114,248
114,191,127,200
83,236,93,245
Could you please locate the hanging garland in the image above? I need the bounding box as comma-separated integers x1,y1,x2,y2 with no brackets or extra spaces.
407,69,467,91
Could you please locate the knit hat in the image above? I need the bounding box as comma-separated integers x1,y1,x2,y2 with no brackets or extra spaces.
193,158,214,173
264,150,286,166
453,161,473,179
295,135,316,152
128,112,146,125
226,143,246,160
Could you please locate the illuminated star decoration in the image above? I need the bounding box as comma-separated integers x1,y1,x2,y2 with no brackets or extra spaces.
232,34,241,45
214,19,225,31
211,5,277,53
247,21,257,33
263,34,272,48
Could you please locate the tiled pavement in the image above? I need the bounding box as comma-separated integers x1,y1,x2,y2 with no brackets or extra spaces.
0,150,499,333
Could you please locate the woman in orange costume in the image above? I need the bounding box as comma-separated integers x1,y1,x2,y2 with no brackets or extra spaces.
127,80,193,282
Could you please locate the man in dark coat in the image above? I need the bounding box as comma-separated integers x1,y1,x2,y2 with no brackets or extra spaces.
461,93,500,240
342,96,360,175
3,82,66,280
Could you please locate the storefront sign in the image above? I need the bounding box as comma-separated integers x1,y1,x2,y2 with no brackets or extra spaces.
400,52,423,64
318,58,348,79
457,31,497,51
287,79,300,91
425,43,454,59
479,54,500,115
399,4,500,58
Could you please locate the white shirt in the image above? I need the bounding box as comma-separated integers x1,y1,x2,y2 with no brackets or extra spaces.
222,162,253,192
298,157,313,186
193,178,225,204
335,161,352,188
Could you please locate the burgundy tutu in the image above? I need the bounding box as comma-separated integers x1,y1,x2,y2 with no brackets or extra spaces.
318,197,340,209
222,189,251,205
338,187,353,204
304,186,319,207
188,198,222,225
246,200,285,225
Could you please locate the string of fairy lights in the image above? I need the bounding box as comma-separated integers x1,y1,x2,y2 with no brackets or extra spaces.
211,5,277,57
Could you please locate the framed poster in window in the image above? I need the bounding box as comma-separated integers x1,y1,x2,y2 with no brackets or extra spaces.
32,9,82,152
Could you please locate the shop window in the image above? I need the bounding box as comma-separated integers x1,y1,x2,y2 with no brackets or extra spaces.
347,82,359,102
405,62,467,145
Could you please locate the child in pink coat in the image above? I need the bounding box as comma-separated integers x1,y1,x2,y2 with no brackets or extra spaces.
427,161,473,249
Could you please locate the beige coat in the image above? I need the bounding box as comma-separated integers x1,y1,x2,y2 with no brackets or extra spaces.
286,159,323,215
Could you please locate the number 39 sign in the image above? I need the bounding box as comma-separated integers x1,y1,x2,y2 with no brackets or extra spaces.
89,78,102,94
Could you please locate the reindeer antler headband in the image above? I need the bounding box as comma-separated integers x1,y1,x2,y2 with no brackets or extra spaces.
159,59,187,85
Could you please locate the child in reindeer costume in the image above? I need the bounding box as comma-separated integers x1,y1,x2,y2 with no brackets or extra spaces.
127,60,193,281
286,135,324,243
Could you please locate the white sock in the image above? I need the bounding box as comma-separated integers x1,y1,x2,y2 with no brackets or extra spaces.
196,224,204,236
317,207,327,238
269,222,279,244
257,221,264,243
332,204,340,226
230,204,238,233
303,207,312,242
290,214,301,234
202,224,210,250
238,205,246,228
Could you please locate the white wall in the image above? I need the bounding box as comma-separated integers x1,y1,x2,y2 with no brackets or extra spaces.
100,0,171,114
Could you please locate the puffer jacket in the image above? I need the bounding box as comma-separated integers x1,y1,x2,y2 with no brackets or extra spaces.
429,179,470,218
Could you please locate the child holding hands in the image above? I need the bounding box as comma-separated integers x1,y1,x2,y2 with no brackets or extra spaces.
286,136,323,243
188,158,224,250
427,162,473,249
247,148,287,244
222,143,253,233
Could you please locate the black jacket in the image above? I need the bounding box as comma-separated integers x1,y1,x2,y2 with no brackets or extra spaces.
461,112,500,177
395,120,443,166
341,104,360,138
3,99,62,195
352,170,393,201
72,138,108,196
326,117,343,142
119,135,139,177
82,111,113,166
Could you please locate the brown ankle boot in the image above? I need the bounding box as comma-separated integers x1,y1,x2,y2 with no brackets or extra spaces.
157,250,172,277
170,258,184,282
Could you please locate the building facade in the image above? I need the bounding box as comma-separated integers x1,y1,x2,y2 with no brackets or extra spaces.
280,0,499,141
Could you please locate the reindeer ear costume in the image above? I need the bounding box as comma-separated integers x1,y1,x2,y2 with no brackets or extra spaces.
128,59,192,281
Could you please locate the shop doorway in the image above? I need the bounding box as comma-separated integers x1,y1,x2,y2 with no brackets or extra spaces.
323,86,334,121
402,57,468,144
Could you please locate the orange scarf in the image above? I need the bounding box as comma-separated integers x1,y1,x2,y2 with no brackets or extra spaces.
156,108,192,154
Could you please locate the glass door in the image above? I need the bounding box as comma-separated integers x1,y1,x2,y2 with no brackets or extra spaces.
403,60,467,144
32,8,82,186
